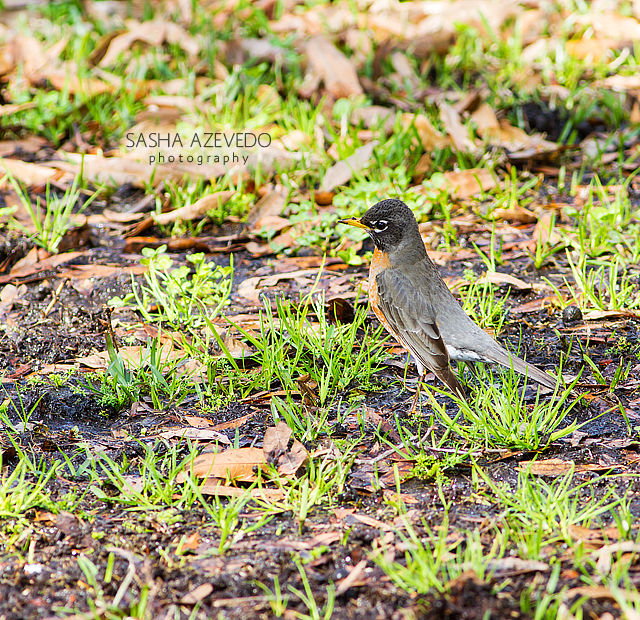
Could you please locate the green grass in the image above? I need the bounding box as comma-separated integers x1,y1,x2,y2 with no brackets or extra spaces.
5,171,102,254
2,2,640,618
224,287,389,413
428,365,581,451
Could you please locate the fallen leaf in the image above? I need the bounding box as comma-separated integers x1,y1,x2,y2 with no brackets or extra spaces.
304,35,363,99
180,583,213,605
263,422,292,462
518,458,622,477
210,411,262,432
343,513,393,531
564,585,620,602
276,440,309,476
583,309,640,321
336,560,368,595
245,189,287,234
595,542,640,575
157,427,230,444
402,113,449,150
479,271,532,291
0,251,86,285
57,264,146,279
269,532,341,551
485,557,549,574
99,20,199,67
490,204,537,223
197,481,286,502
0,158,59,186
320,141,378,192
440,168,497,198
153,191,234,226
568,524,622,543
0,283,25,318
439,102,478,153
575,12,640,42
351,105,395,132
176,447,267,483
75,342,183,371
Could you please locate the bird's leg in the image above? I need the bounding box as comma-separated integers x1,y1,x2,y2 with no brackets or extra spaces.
409,372,424,413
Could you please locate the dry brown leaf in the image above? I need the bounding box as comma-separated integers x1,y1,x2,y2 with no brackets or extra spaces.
0,283,25,318
349,513,393,531
352,105,396,132
47,69,116,96
210,411,262,432
595,542,640,576
568,524,622,543
157,427,230,444
529,210,562,253
176,447,267,483
320,141,378,192
263,422,292,461
304,35,363,99
490,204,537,223
336,560,368,595
99,20,199,67
48,154,160,187
223,334,254,359
276,440,309,476
197,481,286,502
439,102,478,153
183,415,215,428
402,113,449,150
472,103,559,157
479,272,531,291
153,191,234,226
75,342,182,370
511,296,559,315
575,12,640,42
583,309,640,321
441,168,497,198
486,558,549,574
270,532,342,552
179,584,213,605
0,102,38,117
263,422,309,475
565,38,620,61
0,158,59,187
0,251,87,285
101,210,146,223
49,153,226,189
564,585,619,602
237,268,323,304
518,458,622,477
597,75,640,91
390,51,419,90
245,189,287,234
57,264,146,279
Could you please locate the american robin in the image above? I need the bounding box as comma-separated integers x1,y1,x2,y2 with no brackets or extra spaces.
340,198,558,400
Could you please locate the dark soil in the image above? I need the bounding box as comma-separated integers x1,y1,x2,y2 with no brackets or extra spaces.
1,202,640,620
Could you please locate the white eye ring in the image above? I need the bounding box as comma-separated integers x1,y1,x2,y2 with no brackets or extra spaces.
373,220,388,233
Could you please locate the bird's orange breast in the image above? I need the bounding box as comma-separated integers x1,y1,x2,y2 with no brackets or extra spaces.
368,248,398,338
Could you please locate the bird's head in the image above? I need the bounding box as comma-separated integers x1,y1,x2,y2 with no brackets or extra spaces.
339,199,420,254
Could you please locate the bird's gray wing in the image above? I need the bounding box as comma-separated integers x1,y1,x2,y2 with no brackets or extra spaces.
375,267,451,374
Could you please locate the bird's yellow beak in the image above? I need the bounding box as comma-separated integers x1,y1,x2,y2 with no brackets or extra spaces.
339,217,370,231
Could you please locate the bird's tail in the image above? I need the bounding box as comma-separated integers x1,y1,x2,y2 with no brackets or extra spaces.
434,365,468,400
499,350,559,391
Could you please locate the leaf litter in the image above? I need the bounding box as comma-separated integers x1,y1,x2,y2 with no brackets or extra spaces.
0,1,640,619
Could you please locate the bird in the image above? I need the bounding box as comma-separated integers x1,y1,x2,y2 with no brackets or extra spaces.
339,198,559,401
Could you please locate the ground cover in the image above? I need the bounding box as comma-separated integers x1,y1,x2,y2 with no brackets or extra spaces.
1,1,640,618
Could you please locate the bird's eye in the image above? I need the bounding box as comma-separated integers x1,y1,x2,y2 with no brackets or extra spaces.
373,220,388,233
